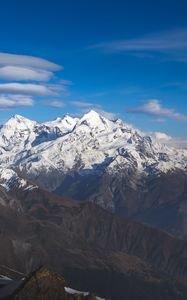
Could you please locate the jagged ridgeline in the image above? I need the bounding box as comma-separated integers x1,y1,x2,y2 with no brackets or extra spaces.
0,110,187,238
1,110,187,300
1,190,187,299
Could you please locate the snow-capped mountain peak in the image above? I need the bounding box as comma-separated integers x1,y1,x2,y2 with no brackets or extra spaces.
45,114,78,133
78,110,113,131
0,115,37,150
12,114,30,121
0,110,187,193
3,114,36,129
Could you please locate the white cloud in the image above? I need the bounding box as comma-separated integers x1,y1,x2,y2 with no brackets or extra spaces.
0,66,53,81
0,53,69,110
0,95,34,108
88,28,187,62
169,138,187,149
0,53,61,71
0,83,56,96
150,131,187,149
43,101,65,108
127,99,187,121
151,132,172,141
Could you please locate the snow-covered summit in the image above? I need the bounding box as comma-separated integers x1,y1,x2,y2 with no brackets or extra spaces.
0,114,37,151
45,114,78,133
2,114,36,132
79,110,108,129
0,110,187,192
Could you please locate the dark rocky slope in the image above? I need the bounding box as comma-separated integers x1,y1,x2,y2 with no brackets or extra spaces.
0,267,105,300
1,184,187,299
55,169,187,239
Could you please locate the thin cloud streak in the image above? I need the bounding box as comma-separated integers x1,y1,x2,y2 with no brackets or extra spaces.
0,53,69,110
88,28,187,61
70,101,100,108
0,95,34,108
0,66,53,81
0,53,65,97
0,53,62,71
43,101,65,108
0,83,56,96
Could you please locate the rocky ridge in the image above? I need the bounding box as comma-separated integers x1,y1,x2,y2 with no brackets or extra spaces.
0,111,187,238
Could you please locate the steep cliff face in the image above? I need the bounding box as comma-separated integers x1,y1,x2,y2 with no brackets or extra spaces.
1,184,187,299
54,168,187,238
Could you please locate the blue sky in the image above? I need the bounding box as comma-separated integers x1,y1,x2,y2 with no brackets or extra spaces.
0,0,187,138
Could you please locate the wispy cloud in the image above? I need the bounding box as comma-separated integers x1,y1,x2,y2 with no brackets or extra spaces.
70,101,100,108
88,28,187,62
0,66,53,81
0,95,34,109
162,82,187,90
0,83,56,96
127,99,187,121
0,52,68,109
150,131,187,149
43,100,65,108
0,53,61,71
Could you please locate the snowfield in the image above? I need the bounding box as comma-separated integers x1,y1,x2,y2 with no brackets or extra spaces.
0,110,187,191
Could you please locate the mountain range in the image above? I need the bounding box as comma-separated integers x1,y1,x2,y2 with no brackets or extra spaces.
1,181,187,300
1,110,187,299
0,110,187,238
